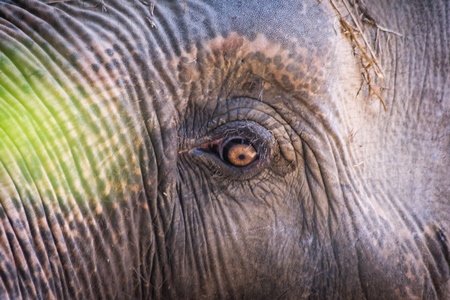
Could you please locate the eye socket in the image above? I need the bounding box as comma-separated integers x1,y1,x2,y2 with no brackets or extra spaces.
221,138,258,167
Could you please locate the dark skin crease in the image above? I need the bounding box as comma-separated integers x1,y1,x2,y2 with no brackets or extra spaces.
0,0,449,299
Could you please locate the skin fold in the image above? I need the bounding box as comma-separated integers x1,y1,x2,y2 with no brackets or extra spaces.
0,0,449,298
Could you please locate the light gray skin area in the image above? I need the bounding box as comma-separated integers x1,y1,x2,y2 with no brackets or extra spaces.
0,0,449,298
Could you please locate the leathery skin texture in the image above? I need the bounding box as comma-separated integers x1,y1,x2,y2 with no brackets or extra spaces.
0,0,449,299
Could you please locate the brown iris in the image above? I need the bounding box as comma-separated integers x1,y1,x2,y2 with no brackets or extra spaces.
222,139,258,167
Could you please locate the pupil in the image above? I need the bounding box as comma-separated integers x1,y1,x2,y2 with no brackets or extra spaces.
238,154,246,160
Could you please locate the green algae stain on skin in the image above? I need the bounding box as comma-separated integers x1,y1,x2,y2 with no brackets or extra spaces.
0,46,84,202
0,72,55,194
0,41,146,208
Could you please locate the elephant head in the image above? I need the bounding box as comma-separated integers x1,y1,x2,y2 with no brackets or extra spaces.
0,0,449,298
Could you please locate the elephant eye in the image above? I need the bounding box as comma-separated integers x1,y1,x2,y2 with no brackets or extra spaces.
188,120,277,178
221,138,258,167
199,137,260,168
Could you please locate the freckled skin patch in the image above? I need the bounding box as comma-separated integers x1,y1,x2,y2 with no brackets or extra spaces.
171,32,330,113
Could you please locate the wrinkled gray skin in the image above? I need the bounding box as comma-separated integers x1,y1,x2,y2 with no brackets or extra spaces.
0,0,449,298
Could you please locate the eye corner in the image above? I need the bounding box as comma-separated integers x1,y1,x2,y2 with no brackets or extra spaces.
196,139,223,155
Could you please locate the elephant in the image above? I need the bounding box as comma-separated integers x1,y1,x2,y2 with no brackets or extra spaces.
0,0,449,298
